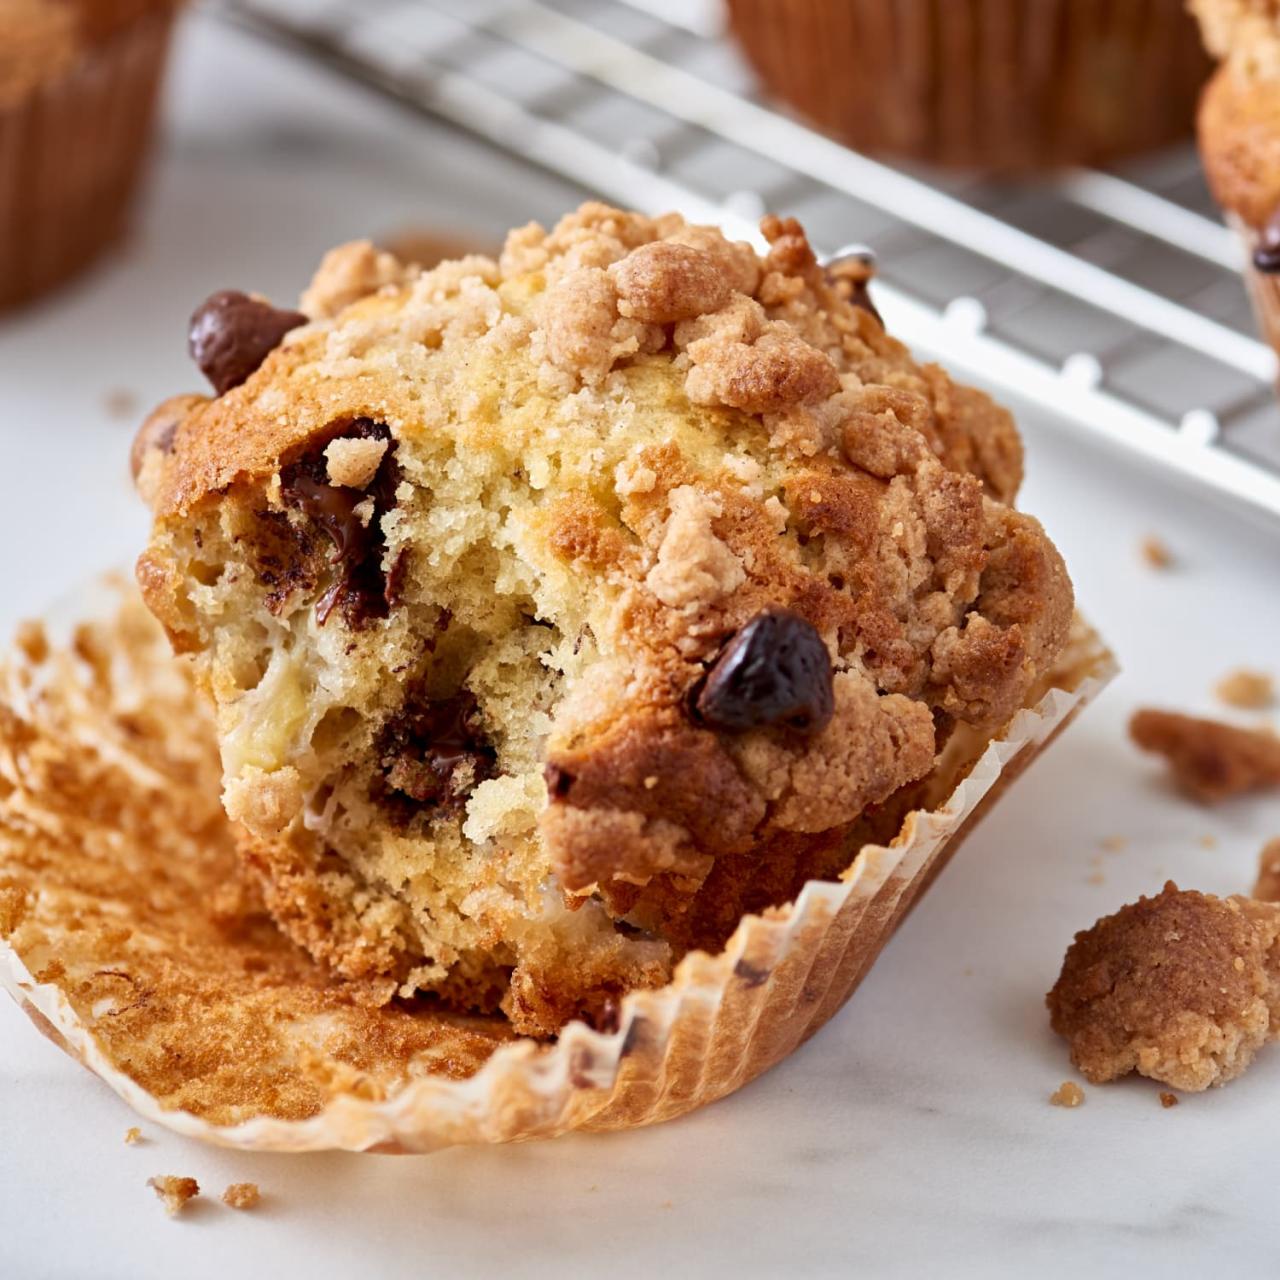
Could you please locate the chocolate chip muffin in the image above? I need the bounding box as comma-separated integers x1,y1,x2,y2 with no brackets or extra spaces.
133,206,1073,1037
1192,1,1280,356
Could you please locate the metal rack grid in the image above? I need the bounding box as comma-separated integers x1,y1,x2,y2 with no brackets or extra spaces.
217,0,1280,523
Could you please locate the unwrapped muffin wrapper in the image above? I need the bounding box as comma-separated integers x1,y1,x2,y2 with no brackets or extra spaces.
0,581,1114,1153
725,0,1208,171
0,8,175,310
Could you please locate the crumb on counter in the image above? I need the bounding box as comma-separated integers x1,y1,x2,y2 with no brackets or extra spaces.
1255,838,1280,902
1200,834,1218,850
1159,1091,1179,1109
1215,669,1275,711
1049,1080,1085,1108
222,1182,261,1210
1139,535,1174,569
1048,882,1280,1092
1129,708,1280,803
102,388,139,420
124,1127,142,1145
147,1175,200,1216
1100,835,1127,853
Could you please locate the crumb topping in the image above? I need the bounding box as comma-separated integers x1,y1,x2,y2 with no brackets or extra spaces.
1049,1080,1085,1107
1048,882,1280,1091
222,1182,261,1210
1215,667,1274,710
148,1175,200,1216
1130,708,1280,802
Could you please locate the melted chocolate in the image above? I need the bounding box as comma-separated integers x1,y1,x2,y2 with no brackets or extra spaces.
823,248,882,325
1254,210,1280,274
373,689,496,821
280,420,401,627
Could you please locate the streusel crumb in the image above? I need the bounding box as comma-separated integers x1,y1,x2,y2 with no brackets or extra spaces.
1049,1080,1085,1107
1254,838,1280,901
222,1182,261,1210
1215,668,1274,710
124,1127,142,1145
1139,535,1174,569
1047,882,1280,1091
1159,1091,1179,1108
1130,708,1280,802
148,1175,200,1216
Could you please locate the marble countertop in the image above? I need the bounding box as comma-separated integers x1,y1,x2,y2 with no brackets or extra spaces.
2,13,1279,1279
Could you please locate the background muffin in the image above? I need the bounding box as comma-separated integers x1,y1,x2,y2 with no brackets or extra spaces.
726,0,1210,172
1193,1,1280,355
0,0,180,311
133,206,1073,1039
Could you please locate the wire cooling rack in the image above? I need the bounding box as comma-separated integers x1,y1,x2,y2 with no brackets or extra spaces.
216,0,1280,523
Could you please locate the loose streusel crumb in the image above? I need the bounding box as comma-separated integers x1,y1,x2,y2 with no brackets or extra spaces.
1049,1080,1085,1107
147,1175,200,1216
222,1182,261,1210
1200,834,1218,850
1139,535,1174,569
124,1127,142,1145
1255,838,1280,901
1130,708,1280,803
1159,1091,1179,1108
1215,668,1275,711
1048,882,1280,1091
102,388,139,420
1100,835,1128,853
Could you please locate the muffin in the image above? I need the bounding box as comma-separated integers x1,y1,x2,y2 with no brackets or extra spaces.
1193,2,1280,354
726,0,1211,172
0,0,180,311
132,205,1075,1040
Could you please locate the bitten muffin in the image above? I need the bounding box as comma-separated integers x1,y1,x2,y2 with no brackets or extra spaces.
133,206,1074,1037
0,0,180,310
1192,1,1280,353
726,0,1210,172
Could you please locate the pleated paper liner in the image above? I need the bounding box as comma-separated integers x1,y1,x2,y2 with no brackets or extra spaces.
0,580,1114,1153
724,0,1209,172
0,6,175,311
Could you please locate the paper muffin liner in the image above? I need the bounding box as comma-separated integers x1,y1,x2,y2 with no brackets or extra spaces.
0,7,175,310
0,580,1114,1153
1226,213,1280,358
725,0,1209,172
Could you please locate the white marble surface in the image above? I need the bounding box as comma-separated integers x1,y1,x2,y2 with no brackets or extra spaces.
3,14,1280,1279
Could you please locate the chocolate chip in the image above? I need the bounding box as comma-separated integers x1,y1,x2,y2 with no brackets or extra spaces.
823,247,882,325
733,958,771,988
693,608,835,736
373,689,496,821
544,763,575,799
188,290,308,395
280,420,400,627
1255,215,1280,274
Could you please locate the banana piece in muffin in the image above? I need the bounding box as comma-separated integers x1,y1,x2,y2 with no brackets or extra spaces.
133,205,1073,1036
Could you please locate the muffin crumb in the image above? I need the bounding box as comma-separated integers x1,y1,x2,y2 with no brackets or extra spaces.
1129,708,1280,802
1049,1080,1085,1107
1200,834,1218,850
1255,838,1280,901
124,1126,142,1145
1215,668,1274,710
222,1182,261,1210
1139,535,1174,569
147,1175,200,1216
102,388,139,420
1159,1091,1179,1109
1048,882,1280,1091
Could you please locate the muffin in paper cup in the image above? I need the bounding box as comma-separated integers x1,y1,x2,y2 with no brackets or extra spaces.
0,1,179,311
3,205,1110,1150
0,585,1113,1152
1193,7,1280,364
725,0,1210,172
